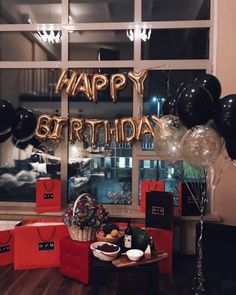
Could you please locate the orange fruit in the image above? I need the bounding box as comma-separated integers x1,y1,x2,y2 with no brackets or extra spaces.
110,229,119,237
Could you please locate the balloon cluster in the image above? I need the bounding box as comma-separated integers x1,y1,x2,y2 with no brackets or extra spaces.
0,99,40,150
157,73,236,168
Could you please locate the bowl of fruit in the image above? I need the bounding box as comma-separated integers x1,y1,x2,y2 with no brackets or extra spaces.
96,223,124,244
90,241,120,261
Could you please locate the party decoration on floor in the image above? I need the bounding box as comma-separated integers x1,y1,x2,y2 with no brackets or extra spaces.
153,115,186,162
0,99,15,143
181,125,223,169
213,94,236,140
195,74,222,103
177,84,214,129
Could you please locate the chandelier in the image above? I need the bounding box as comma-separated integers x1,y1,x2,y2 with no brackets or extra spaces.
37,30,61,44
126,28,152,42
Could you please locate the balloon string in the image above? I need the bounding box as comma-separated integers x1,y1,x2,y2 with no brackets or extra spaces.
193,190,207,295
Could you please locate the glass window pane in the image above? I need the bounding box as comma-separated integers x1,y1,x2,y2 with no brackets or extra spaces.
68,68,133,204
69,0,134,23
142,0,210,21
0,68,62,202
69,30,133,61
0,1,62,24
139,160,205,206
142,28,209,60
0,32,61,61
142,69,205,151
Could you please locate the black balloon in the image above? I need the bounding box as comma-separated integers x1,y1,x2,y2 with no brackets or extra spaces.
11,136,29,150
225,139,236,160
0,131,12,143
177,84,214,129
213,94,236,140
176,81,195,98
195,74,221,103
12,108,37,142
162,96,178,116
0,99,15,134
29,136,41,148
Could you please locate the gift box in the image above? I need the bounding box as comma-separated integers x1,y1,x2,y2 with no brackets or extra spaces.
60,236,92,284
36,179,61,213
140,180,165,213
178,182,205,216
14,218,68,270
145,191,174,230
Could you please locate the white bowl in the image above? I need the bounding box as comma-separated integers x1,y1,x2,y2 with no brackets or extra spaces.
126,249,144,261
90,241,120,261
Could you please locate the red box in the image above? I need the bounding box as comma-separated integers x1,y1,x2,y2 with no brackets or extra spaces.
0,230,14,266
36,179,61,213
60,236,92,285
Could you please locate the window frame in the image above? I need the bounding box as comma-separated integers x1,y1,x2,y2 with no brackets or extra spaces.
0,0,216,217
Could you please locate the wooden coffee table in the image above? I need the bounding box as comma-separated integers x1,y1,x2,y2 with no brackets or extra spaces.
91,251,168,295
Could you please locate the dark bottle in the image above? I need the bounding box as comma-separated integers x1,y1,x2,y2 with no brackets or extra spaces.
124,221,133,250
150,236,156,253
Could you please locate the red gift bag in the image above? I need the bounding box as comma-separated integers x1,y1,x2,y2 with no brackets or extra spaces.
0,230,14,266
140,180,165,213
14,218,68,270
36,179,61,213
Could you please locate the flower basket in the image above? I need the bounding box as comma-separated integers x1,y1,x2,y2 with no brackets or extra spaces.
64,193,109,242
68,225,96,241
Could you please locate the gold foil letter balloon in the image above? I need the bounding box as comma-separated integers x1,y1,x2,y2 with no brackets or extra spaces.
85,119,104,147
136,116,154,140
104,119,121,144
128,69,148,97
72,73,92,101
49,116,67,142
69,117,85,144
35,114,53,141
110,74,127,103
55,69,68,93
91,74,108,103
120,117,137,143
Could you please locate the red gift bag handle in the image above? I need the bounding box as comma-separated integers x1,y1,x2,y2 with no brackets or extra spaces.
148,182,159,192
37,227,56,242
43,180,55,192
0,231,12,245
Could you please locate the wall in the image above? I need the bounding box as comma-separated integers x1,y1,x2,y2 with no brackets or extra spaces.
214,0,236,225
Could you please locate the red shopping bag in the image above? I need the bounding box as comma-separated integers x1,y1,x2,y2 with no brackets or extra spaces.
36,179,61,213
140,180,165,213
14,218,68,270
0,230,14,266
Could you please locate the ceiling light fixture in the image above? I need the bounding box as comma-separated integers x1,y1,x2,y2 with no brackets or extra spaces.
126,28,152,42
37,30,61,44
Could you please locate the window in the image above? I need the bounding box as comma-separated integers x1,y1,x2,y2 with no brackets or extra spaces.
0,0,213,216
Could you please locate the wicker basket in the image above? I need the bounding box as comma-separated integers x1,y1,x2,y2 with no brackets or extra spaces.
67,193,97,242
96,231,124,245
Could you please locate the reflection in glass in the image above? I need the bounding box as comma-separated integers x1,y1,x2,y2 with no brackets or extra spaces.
142,28,209,60
139,160,205,206
69,30,133,61
0,32,61,61
142,0,210,21
0,1,62,24
0,68,62,201
69,0,134,23
68,68,133,204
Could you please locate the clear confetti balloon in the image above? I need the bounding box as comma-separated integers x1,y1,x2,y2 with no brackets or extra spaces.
154,115,187,163
181,125,223,169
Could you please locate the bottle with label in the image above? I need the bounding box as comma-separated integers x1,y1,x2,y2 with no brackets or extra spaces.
124,221,133,250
